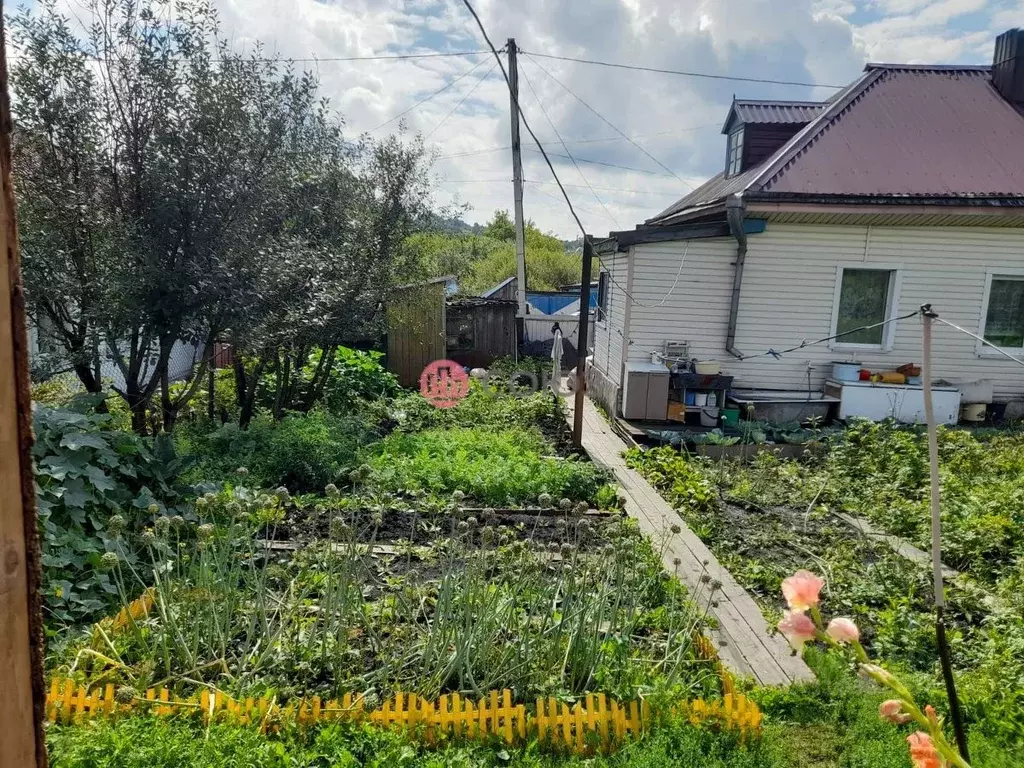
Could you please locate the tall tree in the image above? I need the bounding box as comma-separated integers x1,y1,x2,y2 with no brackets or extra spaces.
11,0,434,432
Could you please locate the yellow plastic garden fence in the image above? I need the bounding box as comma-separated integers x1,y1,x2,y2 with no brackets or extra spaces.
45,679,762,754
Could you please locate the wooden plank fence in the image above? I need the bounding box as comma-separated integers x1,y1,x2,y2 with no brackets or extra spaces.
45,679,761,753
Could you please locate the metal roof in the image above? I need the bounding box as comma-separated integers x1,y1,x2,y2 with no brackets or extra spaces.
722,100,823,133
647,64,1024,226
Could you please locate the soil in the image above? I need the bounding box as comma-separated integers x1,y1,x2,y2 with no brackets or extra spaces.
262,503,624,552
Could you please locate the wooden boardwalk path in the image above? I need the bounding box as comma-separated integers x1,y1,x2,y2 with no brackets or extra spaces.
566,395,814,686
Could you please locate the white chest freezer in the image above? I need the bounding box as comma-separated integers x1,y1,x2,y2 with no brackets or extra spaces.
823,379,961,425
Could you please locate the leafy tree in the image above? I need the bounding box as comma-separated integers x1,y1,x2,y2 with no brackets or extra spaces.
406,210,583,295
11,0,433,432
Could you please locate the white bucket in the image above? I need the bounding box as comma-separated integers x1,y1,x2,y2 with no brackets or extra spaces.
832,361,862,382
694,360,721,375
693,392,709,407
961,403,986,422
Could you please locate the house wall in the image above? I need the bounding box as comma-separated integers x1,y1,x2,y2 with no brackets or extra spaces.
592,247,631,390
613,223,1024,403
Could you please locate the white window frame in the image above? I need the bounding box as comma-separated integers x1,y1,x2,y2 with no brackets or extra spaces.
726,126,744,177
828,264,903,352
976,268,1024,358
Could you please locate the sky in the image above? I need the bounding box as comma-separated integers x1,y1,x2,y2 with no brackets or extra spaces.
31,0,1024,237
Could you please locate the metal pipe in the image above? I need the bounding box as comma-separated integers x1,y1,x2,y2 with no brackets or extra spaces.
725,193,747,359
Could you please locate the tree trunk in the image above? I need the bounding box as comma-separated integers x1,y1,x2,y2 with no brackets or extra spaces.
160,358,173,433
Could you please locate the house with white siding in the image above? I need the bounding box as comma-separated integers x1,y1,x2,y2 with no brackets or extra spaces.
589,30,1024,421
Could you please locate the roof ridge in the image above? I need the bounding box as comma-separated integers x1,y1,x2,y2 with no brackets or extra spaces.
733,98,824,105
864,63,990,72
744,68,885,193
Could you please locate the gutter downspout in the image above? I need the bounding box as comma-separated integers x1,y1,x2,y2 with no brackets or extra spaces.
725,193,747,359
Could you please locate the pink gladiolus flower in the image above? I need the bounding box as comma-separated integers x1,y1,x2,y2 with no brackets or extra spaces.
778,610,817,652
879,699,912,725
781,569,824,612
907,732,944,768
826,617,860,644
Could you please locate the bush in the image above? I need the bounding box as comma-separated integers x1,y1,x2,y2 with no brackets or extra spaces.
361,426,606,505
177,410,379,493
34,399,184,625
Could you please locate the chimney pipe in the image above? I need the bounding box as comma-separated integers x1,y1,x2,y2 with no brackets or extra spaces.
993,29,1024,105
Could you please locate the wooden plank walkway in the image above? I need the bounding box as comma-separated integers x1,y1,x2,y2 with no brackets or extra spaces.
567,395,814,686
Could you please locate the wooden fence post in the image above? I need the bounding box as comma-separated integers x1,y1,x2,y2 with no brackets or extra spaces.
0,4,47,765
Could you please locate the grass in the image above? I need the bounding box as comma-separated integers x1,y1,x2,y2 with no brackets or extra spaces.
46,716,778,768
360,426,609,506
46,652,1020,767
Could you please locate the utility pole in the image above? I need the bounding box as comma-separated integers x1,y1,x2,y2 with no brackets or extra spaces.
507,38,527,325
571,236,594,449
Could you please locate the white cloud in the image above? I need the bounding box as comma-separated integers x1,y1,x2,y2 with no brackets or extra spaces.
34,0,1015,237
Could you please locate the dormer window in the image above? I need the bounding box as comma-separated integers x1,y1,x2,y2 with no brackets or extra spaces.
726,125,744,176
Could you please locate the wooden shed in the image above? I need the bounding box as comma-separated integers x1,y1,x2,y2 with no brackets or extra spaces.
445,298,517,370
386,276,451,388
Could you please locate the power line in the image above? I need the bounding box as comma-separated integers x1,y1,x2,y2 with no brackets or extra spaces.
9,49,492,64
434,124,717,159
456,1,654,309
424,59,498,139
458,0,588,239
525,179,676,196
523,148,673,176
525,54,691,189
933,316,1024,368
370,55,496,132
522,50,845,89
520,65,620,227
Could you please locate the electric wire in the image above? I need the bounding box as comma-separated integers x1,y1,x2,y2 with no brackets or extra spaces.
519,65,620,227
932,316,1024,368
9,49,493,64
458,0,589,239
524,148,673,175
522,50,846,89
525,53,691,188
424,59,499,139
371,54,496,132
435,125,717,158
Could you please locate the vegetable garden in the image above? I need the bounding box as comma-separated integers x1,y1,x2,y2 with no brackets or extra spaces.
32,347,1022,766
627,421,1023,764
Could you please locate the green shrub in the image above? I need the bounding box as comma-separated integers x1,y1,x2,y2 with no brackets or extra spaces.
324,347,399,409
34,399,184,625
385,386,567,435
362,426,606,505
177,409,379,492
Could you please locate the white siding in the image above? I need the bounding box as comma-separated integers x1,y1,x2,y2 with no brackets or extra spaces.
592,249,630,386
622,224,1024,400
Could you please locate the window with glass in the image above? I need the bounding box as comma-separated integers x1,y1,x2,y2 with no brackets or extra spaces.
983,276,1024,349
726,126,744,177
834,268,896,346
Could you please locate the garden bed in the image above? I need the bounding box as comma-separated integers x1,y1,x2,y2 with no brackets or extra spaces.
626,424,1024,752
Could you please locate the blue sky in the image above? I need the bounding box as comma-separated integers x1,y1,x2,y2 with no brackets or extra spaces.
30,0,1024,236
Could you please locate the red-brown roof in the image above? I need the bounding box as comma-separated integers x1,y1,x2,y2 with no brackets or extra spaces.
650,64,1024,225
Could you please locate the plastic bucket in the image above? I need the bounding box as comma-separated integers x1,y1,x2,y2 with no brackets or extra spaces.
693,392,709,407
694,360,721,375
831,361,862,382
699,407,719,427
722,408,740,427
684,391,696,406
